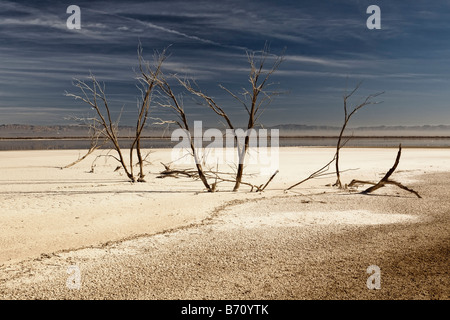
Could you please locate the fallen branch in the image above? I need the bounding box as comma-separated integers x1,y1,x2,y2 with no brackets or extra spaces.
157,162,197,178
157,163,279,192
63,144,99,169
258,170,279,192
285,155,336,191
286,132,357,192
348,144,421,198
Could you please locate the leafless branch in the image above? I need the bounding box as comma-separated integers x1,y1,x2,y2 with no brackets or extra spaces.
348,145,421,198
334,82,384,188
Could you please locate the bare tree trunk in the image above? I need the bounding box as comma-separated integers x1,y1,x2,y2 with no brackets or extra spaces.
233,135,250,191
188,129,213,192
334,121,348,188
136,138,145,181
191,141,213,192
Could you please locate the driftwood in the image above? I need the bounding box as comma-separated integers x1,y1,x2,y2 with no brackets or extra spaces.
157,162,197,178
284,137,357,191
348,144,421,198
210,169,279,192
285,155,337,191
62,144,99,169
157,162,279,192
213,169,279,192
259,170,279,192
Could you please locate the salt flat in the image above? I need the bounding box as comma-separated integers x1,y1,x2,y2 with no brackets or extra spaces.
0,147,449,299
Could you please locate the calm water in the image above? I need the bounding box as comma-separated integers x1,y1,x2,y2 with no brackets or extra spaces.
0,137,449,150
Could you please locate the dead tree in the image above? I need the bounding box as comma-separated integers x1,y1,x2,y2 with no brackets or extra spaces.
180,44,285,191
334,82,384,188
348,144,421,198
152,72,213,192
132,45,167,181
65,45,165,182
285,82,382,191
65,74,135,181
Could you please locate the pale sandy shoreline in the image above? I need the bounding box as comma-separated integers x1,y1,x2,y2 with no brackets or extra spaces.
0,147,449,299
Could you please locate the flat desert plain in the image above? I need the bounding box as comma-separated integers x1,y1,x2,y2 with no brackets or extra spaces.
0,147,449,299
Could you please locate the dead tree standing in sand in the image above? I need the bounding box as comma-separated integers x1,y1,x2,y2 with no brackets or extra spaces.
333,82,384,188
179,44,285,191
286,82,383,191
151,71,213,192
65,45,166,182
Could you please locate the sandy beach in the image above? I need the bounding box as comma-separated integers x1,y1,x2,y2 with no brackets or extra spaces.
0,147,449,299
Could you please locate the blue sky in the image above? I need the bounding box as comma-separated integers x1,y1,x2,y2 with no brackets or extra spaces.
1,0,449,127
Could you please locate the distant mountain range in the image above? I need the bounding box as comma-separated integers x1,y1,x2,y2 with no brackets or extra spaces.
0,124,159,138
270,124,450,131
1,123,450,138
268,124,450,136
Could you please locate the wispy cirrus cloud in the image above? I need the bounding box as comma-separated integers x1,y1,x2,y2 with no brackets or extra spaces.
0,0,449,126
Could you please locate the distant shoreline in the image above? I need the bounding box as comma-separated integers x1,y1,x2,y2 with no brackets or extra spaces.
0,135,450,140
0,136,449,150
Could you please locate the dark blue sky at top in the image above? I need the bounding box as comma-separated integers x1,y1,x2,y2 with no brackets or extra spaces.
0,0,449,127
